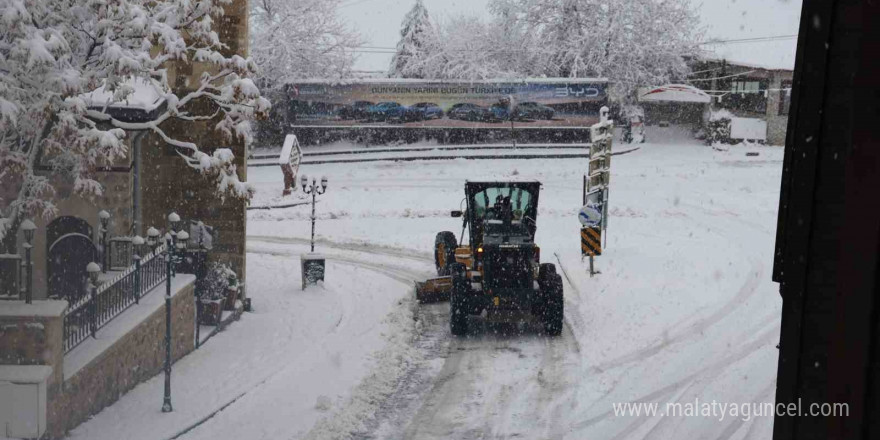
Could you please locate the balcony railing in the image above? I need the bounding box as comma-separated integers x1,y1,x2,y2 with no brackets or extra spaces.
63,244,168,354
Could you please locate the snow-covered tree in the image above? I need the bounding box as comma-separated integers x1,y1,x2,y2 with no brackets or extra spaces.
249,0,360,89
389,0,435,79
0,0,270,248
411,15,520,80
489,0,703,98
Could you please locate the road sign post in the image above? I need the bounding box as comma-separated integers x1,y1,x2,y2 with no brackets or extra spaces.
581,108,613,275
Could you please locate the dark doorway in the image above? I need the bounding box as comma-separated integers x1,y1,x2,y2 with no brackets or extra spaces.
47,217,97,303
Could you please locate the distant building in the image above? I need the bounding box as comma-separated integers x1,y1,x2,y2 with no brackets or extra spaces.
688,59,793,145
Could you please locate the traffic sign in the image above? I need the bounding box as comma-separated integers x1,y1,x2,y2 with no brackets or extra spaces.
578,204,603,227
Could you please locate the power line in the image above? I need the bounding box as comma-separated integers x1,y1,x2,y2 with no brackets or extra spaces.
348,34,799,53
699,35,797,45
340,0,381,9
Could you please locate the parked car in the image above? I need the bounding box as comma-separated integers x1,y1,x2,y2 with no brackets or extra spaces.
514,102,555,120
489,102,513,122
366,102,421,122
336,101,374,120
447,103,492,121
410,102,444,120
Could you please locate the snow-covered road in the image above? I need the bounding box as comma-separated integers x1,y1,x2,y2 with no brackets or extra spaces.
68,128,784,440
247,130,783,439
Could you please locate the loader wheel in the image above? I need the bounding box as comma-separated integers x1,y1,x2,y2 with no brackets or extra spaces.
541,273,564,336
449,263,469,336
435,231,458,276
538,263,557,285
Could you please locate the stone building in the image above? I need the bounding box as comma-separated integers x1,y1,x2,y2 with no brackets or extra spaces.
1,0,251,303
0,1,251,438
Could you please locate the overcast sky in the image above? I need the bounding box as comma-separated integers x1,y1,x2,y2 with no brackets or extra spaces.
339,0,803,72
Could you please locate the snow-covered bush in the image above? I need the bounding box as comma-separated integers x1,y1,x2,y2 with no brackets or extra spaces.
705,109,734,145
199,262,239,301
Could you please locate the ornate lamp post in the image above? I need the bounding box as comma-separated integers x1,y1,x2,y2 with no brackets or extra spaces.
160,213,187,413
146,227,160,253
98,210,110,273
132,235,144,304
301,175,328,252
20,219,36,304
167,212,180,276
86,262,100,338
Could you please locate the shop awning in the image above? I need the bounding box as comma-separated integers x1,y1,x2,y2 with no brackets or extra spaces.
637,84,712,104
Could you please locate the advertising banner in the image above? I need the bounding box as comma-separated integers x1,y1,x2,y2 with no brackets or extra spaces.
284,79,609,129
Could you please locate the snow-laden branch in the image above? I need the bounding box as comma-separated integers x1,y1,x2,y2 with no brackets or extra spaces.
0,0,270,246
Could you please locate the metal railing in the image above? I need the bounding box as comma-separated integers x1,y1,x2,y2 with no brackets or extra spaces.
63,244,168,354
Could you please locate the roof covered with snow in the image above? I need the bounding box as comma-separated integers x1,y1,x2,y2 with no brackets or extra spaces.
80,78,167,122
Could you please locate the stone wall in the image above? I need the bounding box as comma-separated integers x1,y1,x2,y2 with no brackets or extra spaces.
139,123,248,292
45,278,194,438
0,301,67,389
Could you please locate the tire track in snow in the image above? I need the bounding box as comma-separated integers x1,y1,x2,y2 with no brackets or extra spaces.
571,323,779,433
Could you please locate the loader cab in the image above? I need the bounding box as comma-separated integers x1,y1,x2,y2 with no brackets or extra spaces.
463,181,540,251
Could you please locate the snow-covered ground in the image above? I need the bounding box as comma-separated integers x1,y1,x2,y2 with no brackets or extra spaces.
70,127,784,439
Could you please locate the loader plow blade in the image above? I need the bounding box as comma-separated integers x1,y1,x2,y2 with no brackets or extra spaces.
415,276,452,303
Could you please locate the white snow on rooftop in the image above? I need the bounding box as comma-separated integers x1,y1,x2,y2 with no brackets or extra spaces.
80,78,166,112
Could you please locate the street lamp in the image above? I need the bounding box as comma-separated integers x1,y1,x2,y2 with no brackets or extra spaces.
98,210,110,273
301,175,328,252
86,262,100,338
132,235,144,304
20,219,36,304
146,227,160,253
160,213,187,414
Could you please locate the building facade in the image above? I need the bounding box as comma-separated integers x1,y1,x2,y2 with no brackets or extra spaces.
690,59,793,145
0,0,251,303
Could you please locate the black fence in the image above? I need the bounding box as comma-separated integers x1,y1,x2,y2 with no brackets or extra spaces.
63,244,168,354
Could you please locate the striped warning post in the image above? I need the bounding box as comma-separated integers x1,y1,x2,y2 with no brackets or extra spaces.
581,226,602,256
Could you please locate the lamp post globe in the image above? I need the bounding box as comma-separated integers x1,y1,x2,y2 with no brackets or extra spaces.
21,219,36,244
98,210,110,228
168,212,180,232
176,231,189,250
131,235,145,250
86,262,101,284
146,227,160,249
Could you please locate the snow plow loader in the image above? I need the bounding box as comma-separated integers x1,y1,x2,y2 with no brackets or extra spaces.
415,181,564,336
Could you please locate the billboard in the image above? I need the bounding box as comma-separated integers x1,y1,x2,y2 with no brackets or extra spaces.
283,79,609,129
